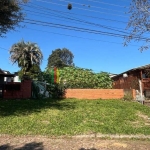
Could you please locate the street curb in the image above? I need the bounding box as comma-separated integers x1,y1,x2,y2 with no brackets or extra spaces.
72,134,150,139
1,134,150,139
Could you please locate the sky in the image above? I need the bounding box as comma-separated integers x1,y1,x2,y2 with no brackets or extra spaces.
1,0,150,74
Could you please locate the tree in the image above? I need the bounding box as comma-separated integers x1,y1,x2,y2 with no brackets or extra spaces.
47,48,74,68
10,40,43,77
125,0,150,51
18,64,41,80
0,0,28,37
58,67,112,89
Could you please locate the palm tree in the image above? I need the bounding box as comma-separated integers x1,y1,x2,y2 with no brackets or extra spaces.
10,40,43,76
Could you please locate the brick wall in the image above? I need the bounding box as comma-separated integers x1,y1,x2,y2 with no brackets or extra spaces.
65,89,135,99
3,80,32,99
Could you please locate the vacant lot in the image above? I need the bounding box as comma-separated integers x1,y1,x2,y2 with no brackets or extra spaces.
0,98,150,136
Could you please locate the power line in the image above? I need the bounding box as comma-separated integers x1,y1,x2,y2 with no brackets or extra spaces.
23,8,129,34
24,18,127,38
25,27,139,47
87,0,128,8
23,2,128,24
23,18,149,41
0,47,8,51
36,0,128,18
57,0,125,13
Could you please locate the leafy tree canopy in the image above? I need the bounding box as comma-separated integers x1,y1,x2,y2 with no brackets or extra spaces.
125,0,150,51
18,64,41,80
44,67,112,89
0,0,28,37
47,48,74,68
10,40,43,76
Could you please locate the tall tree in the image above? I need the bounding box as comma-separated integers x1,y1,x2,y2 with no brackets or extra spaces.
0,0,28,37
18,64,41,80
125,0,150,51
10,40,43,76
47,48,74,68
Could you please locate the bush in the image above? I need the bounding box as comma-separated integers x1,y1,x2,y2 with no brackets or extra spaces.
59,67,112,89
46,83,66,99
123,93,133,101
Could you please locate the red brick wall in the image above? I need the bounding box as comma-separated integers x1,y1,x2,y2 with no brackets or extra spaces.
3,80,32,99
65,89,125,99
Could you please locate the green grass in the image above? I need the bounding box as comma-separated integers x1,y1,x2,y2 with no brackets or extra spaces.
0,98,150,136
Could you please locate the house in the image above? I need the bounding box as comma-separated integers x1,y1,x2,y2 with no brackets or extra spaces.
13,72,21,82
109,73,117,78
0,69,15,83
0,69,15,98
112,64,150,97
3,70,14,82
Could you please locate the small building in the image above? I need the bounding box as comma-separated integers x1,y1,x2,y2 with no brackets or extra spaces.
0,69,15,98
112,64,150,98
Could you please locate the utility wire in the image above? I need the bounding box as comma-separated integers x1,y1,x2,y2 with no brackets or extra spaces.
87,0,128,8
36,0,128,18
57,0,125,13
0,47,8,51
24,19,127,38
24,18,149,41
23,2,128,24
25,27,139,47
23,8,129,34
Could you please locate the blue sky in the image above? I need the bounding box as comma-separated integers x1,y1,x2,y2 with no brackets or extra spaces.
1,0,150,74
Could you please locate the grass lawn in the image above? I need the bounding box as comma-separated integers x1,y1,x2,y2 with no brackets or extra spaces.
0,98,150,136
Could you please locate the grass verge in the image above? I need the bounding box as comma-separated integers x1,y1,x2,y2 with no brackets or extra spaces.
0,98,150,136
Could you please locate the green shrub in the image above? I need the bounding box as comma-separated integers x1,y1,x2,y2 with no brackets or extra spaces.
46,83,66,99
123,93,133,101
59,67,112,89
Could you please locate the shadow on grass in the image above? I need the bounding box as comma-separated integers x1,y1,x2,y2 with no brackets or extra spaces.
0,98,76,116
0,142,43,150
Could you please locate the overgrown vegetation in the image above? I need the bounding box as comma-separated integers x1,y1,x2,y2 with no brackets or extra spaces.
40,66,112,98
0,99,150,136
18,64,41,80
59,67,112,89
38,70,66,99
123,93,133,101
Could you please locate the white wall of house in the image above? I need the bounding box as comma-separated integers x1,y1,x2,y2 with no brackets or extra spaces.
4,71,12,82
14,76,21,82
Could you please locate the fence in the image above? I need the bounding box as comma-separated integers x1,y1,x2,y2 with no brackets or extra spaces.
3,80,32,99
65,89,136,100
2,81,136,100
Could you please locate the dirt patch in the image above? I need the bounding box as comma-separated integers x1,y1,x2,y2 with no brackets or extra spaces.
128,111,150,127
0,135,150,150
137,111,150,126
138,112,149,120
144,101,150,107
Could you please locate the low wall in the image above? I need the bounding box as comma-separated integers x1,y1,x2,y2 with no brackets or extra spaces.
65,89,135,99
3,80,32,99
